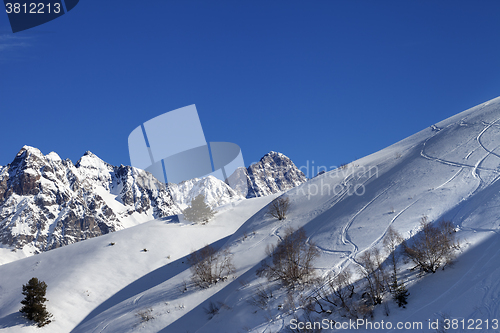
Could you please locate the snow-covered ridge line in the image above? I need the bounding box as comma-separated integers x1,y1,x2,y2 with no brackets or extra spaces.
1,96,500,333
0,147,307,260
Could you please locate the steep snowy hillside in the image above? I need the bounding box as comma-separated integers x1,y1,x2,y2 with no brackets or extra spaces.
2,96,500,333
143,96,500,333
0,195,278,333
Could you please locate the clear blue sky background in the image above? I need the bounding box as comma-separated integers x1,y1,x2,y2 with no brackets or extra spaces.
1,1,500,178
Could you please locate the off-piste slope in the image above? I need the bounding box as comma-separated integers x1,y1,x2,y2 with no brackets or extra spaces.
65,96,500,333
2,96,500,333
172,96,500,333
0,195,278,333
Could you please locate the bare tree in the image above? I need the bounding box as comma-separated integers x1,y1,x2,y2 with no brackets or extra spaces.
384,227,401,289
268,196,290,221
403,217,458,273
247,283,274,310
383,226,403,279
358,248,387,306
187,245,234,288
383,226,409,307
258,227,319,287
308,269,358,318
203,301,219,319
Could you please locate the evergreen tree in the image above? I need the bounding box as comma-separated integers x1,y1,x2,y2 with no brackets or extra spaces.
183,194,215,224
20,277,52,327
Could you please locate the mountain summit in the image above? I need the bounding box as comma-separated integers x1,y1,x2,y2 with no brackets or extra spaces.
0,149,306,256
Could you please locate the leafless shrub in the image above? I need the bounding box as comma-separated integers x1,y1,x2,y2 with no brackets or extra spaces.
358,248,388,306
307,269,358,318
247,283,274,310
187,245,235,288
283,292,299,313
265,243,275,257
203,301,220,319
136,308,154,322
331,270,356,313
258,227,319,288
356,302,374,319
178,279,188,294
268,196,290,221
403,217,458,273
383,226,403,278
383,226,409,307
384,227,403,290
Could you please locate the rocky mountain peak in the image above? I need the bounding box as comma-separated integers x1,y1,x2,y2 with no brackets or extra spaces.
0,147,307,257
245,151,307,198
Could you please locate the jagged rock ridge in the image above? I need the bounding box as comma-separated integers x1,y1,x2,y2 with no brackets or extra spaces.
0,147,307,255
244,151,308,198
0,147,180,254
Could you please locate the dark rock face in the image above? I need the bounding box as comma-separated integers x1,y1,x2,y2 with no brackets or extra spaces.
244,151,307,198
0,146,180,253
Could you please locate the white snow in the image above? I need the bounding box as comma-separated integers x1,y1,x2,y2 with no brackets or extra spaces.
45,152,61,162
1,96,500,332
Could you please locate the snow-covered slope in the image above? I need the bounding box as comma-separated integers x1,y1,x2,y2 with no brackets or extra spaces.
0,195,278,333
2,96,500,333
168,176,243,210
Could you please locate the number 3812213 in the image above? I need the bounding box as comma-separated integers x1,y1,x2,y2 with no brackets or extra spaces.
5,3,61,14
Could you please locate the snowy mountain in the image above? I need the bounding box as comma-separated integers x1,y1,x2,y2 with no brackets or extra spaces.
0,147,180,258
243,151,308,198
0,148,306,259
168,176,242,210
3,96,500,333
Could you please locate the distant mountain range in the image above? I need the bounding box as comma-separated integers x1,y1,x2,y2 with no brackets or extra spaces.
0,148,306,254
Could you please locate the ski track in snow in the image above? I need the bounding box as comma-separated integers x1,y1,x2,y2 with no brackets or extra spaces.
297,168,389,300
477,118,500,160
305,115,500,303
471,118,500,180
342,184,396,258
421,117,500,226
92,294,145,333
420,143,497,172
420,117,500,174
434,167,464,190
363,198,420,253
306,168,384,262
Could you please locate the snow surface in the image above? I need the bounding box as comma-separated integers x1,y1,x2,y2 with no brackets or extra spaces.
2,96,500,332
0,195,278,332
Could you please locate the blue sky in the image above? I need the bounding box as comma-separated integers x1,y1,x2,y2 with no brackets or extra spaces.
1,1,500,177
